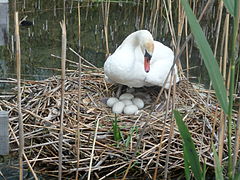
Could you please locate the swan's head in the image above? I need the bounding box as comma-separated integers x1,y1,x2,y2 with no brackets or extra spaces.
137,30,154,73
143,41,154,73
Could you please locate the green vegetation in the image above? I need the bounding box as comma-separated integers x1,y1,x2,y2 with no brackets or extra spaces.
174,110,204,180
112,114,121,142
175,0,240,179
112,115,138,148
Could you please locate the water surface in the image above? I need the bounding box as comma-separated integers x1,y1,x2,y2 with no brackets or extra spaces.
0,0,210,91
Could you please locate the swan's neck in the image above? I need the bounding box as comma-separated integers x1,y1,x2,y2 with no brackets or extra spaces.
119,32,141,50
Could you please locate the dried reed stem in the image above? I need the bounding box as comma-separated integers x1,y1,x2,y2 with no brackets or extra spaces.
163,0,176,48
58,20,66,180
218,14,230,164
151,0,160,36
76,2,81,179
102,0,110,56
223,14,230,84
122,160,133,180
213,1,223,58
63,0,66,22
2,65,236,178
233,104,240,175
153,76,173,179
140,0,146,29
87,115,100,180
9,125,38,179
101,163,128,180
69,48,98,70
15,11,24,180
77,1,81,49
4,1,239,179
164,72,176,179
184,16,189,79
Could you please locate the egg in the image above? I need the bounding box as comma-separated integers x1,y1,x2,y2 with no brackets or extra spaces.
107,97,119,107
132,97,144,109
119,93,134,100
120,99,133,106
112,101,125,114
123,104,138,115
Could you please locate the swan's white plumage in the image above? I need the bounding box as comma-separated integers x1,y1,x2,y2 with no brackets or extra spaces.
104,30,179,89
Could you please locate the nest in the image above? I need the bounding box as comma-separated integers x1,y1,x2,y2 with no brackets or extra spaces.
0,63,237,179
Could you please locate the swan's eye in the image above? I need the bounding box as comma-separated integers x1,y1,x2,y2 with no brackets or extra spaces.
144,50,152,60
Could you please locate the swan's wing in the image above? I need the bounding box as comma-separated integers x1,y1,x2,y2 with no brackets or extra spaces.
145,41,179,88
152,41,174,62
104,50,133,85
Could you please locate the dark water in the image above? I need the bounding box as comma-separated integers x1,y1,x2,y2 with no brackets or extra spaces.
0,1,147,80
0,0,212,94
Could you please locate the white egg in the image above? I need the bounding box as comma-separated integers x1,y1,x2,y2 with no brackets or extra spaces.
120,99,133,106
107,97,119,107
112,101,125,114
123,104,138,115
132,97,144,109
119,93,134,100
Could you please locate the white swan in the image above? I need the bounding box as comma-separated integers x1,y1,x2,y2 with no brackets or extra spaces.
104,30,179,89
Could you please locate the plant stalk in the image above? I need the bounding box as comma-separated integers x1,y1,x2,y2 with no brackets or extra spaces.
15,11,24,180
58,20,66,180
227,0,240,179
76,2,81,180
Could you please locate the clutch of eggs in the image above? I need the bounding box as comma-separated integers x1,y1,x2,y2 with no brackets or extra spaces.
106,93,144,115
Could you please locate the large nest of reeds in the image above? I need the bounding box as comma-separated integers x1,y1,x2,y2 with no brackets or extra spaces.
1,64,238,179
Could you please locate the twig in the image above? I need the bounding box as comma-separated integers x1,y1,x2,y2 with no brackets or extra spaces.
76,1,81,180
100,163,128,180
9,125,38,179
15,11,24,180
58,20,67,180
87,114,101,180
164,72,176,179
233,103,240,175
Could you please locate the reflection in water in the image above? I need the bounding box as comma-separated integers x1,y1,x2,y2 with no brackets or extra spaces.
0,0,10,93
0,0,9,46
0,0,211,91
3,1,145,81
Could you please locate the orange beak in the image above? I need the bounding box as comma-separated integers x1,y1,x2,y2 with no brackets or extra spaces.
144,57,150,73
144,51,152,73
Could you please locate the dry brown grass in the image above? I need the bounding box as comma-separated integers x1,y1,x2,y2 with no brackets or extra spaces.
1,62,238,179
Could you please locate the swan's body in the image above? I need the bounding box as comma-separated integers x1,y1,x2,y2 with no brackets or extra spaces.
104,30,179,89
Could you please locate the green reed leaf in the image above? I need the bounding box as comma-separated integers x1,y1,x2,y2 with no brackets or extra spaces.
180,0,229,114
212,144,224,180
183,146,191,180
174,110,203,180
223,0,234,15
112,114,121,142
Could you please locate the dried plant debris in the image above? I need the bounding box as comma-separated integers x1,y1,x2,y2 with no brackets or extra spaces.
0,64,238,179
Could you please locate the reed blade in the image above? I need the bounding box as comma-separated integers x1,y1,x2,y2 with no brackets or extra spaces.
112,115,121,142
183,146,191,180
180,0,229,114
174,110,202,180
222,0,234,15
212,144,224,180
